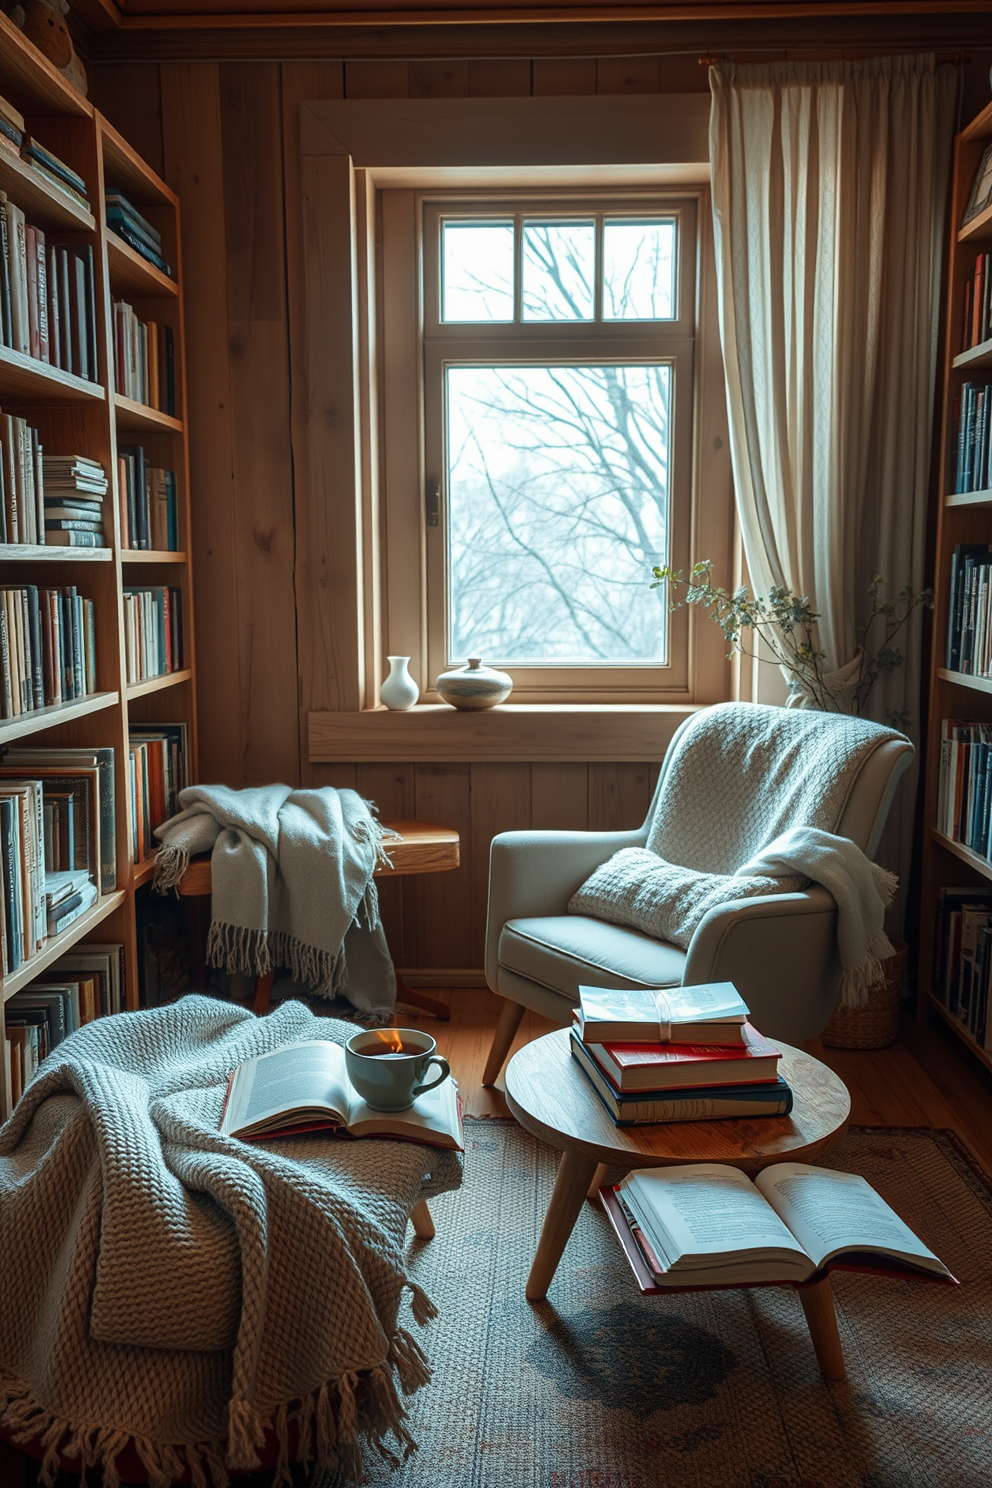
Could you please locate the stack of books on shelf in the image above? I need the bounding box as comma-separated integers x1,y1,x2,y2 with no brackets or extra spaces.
937,718,992,858
933,886,992,1052
41,455,108,547
945,542,992,675
130,722,188,862
1,412,42,543
4,943,124,1101
0,91,89,212
0,748,116,895
0,198,97,379
569,982,791,1126
117,443,178,550
0,584,96,717
105,188,172,278
122,585,182,684
953,382,992,496
0,92,23,163
961,252,992,353
113,300,175,415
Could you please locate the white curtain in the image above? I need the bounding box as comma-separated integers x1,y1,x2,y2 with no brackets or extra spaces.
709,54,957,908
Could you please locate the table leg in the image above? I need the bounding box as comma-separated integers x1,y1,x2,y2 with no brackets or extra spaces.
797,1277,845,1381
586,1162,611,1202
526,1149,599,1302
395,974,451,1022
410,1200,435,1240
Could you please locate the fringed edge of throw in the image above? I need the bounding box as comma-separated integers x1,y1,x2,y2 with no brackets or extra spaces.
152,840,190,894
838,860,900,1010
206,922,353,1001
0,1298,438,1488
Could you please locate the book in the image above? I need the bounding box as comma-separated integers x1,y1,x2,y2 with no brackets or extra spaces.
575,981,749,1046
3,749,115,892
586,1021,782,1093
219,1039,464,1150
569,1030,793,1124
606,1161,955,1290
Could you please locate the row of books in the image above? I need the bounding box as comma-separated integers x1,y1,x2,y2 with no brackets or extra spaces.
5,944,124,1105
569,982,791,1125
0,419,108,548
0,91,90,211
0,786,98,975
123,586,183,684
118,444,179,551
0,585,97,718
105,189,172,280
113,300,176,415
130,722,189,863
933,886,992,1052
936,719,992,860
952,381,992,496
961,251,992,354
945,542,992,675
0,196,98,381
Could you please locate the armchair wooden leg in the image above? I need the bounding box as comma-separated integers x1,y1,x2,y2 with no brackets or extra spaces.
253,972,275,1016
410,1200,435,1240
482,999,526,1086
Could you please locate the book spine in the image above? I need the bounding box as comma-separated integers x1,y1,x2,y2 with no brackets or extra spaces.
0,192,11,348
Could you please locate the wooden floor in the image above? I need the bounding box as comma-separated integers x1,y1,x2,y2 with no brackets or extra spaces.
3,987,991,1488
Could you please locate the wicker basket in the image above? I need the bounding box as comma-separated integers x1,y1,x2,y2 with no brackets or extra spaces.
820,940,907,1050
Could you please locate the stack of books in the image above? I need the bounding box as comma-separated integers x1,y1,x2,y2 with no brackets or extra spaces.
0,584,97,716
0,198,97,379
113,299,176,414
130,722,189,862
569,982,792,1125
21,136,89,212
117,443,178,550
42,455,108,547
4,943,124,1102
0,93,23,161
105,189,172,279
122,586,183,683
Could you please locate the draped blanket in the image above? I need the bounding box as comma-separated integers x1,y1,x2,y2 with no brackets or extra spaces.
0,997,462,1488
154,784,397,1015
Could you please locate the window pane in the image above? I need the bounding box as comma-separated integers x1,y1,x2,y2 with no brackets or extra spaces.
445,363,671,666
603,219,676,321
521,221,595,322
441,221,514,322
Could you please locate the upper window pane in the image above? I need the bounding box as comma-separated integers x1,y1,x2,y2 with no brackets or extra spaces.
521,221,595,322
603,219,676,321
441,221,514,322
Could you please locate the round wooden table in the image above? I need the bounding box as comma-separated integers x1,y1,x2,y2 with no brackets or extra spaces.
504,1027,852,1379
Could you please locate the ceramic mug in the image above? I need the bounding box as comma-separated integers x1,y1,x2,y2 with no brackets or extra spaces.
345,1027,450,1112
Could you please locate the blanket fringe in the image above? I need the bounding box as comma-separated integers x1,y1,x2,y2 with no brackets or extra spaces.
205,922,353,1000
152,840,191,894
839,930,896,1009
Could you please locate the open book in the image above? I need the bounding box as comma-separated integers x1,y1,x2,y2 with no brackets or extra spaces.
604,1162,955,1290
220,1039,464,1151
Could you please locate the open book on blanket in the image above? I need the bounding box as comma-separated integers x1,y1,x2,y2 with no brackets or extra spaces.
603,1162,955,1291
220,1039,464,1150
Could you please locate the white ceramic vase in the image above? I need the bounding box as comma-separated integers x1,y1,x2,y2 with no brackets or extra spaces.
380,655,419,710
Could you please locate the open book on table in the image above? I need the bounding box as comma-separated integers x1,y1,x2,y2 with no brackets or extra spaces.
602,1162,955,1291
220,1039,464,1151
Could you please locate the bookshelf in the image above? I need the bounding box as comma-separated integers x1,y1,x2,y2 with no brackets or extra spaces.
918,97,992,1076
0,14,197,1117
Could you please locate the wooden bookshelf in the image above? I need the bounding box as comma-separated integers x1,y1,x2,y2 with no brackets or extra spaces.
0,44,197,1117
918,97,992,1068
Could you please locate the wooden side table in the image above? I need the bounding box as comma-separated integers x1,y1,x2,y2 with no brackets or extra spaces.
504,1027,852,1381
175,819,460,1021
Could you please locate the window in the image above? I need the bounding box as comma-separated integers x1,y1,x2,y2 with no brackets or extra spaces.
419,195,698,700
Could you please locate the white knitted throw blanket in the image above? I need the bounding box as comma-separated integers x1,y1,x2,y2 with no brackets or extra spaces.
0,996,462,1488
154,784,396,1015
569,704,906,1007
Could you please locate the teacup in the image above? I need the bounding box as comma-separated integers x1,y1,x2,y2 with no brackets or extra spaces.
345,1027,450,1112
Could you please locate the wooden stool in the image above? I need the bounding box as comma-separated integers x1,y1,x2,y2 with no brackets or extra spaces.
175,820,460,1021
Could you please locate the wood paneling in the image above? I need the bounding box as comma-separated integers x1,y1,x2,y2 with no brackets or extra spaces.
92,62,165,176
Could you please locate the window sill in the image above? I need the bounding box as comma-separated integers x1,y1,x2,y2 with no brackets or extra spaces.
308,703,701,763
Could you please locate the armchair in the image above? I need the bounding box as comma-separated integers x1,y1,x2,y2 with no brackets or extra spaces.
482,703,913,1085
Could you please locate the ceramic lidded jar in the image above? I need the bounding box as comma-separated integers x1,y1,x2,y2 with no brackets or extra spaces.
380,656,420,710
435,658,513,710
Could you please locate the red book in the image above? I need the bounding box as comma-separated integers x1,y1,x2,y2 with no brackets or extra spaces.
587,1021,781,1092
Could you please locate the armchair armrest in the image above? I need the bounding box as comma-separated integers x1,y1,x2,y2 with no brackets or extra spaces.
485,827,645,991
683,884,842,1044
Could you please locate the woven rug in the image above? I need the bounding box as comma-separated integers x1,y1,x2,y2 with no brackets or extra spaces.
328,1120,992,1488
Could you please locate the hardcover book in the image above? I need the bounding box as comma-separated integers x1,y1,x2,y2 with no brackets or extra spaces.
587,1021,781,1092
576,980,749,1046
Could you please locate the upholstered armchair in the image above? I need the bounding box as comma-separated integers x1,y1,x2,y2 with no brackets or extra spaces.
482,703,913,1085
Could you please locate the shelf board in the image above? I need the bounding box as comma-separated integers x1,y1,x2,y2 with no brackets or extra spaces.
931,829,992,884
0,13,92,119
0,689,118,745
107,231,178,299
946,488,992,508
0,147,94,232
0,344,105,405
925,991,992,1075
132,856,157,887
952,337,992,372
126,668,192,700
2,890,127,1001
114,393,183,435
959,200,992,246
0,542,112,561
937,667,992,694
99,117,178,210
120,550,187,564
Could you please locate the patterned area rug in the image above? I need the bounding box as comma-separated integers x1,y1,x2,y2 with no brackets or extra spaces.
339,1121,992,1488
